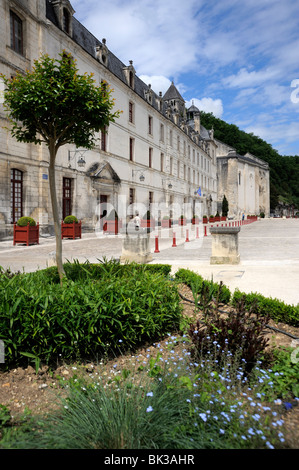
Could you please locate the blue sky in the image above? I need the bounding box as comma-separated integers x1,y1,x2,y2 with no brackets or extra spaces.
71,0,299,156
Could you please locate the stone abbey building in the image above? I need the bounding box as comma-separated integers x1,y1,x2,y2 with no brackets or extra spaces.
0,0,270,239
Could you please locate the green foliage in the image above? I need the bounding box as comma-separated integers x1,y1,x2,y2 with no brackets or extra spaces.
63,215,78,224
188,295,270,375
16,217,36,227
232,290,299,327
0,262,180,368
200,111,299,210
175,268,231,304
256,347,299,400
222,195,229,217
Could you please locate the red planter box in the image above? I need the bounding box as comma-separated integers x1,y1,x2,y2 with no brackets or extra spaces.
61,221,82,239
103,220,122,234
192,218,199,225
202,218,208,224
13,223,39,246
209,217,215,223
162,219,172,227
179,218,186,226
214,217,221,222
221,216,227,221
141,219,155,228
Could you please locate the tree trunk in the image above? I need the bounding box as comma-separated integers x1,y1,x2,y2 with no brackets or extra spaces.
48,142,65,282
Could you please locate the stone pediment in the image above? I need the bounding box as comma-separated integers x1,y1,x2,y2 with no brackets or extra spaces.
86,161,121,183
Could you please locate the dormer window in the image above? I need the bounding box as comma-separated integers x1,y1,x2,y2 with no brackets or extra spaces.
51,0,74,36
123,60,135,89
63,8,70,33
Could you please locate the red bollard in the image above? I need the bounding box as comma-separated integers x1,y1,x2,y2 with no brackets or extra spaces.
185,229,190,242
172,232,177,247
204,225,207,237
154,235,160,253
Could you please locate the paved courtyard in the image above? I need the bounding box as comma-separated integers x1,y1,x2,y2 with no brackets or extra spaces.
0,218,298,306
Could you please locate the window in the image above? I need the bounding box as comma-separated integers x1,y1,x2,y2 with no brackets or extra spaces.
11,169,23,223
149,191,153,205
101,127,107,151
160,124,164,142
170,157,173,175
160,153,164,172
177,135,180,152
169,130,173,147
129,137,134,161
148,116,153,135
129,188,135,205
149,147,153,168
63,178,72,220
239,172,241,185
129,101,134,123
10,11,23,55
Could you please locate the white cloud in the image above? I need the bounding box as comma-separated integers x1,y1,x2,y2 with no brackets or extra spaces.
138,75,172,96
185,97,223,118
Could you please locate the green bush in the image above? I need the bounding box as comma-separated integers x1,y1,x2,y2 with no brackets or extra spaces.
63,215,78,224
0,262,181,368
38,260,172,284
232,290,299,327
16,217,36,227
175,268,231,304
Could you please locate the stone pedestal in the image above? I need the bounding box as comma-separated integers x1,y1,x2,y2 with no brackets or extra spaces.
210,226,240,264
120,228,153,264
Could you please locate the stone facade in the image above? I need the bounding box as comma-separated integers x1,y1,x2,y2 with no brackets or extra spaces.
216,141,270,218
0,0,270,239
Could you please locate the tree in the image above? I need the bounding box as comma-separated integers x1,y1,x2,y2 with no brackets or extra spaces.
222,194,229,217
1,52,120,281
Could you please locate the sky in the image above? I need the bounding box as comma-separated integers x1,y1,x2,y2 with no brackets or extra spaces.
71,0,299,156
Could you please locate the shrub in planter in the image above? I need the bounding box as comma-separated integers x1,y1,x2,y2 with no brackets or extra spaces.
64,215,78,224
103,210,121,234
141,211,155,228
13,217,39,246
179,215,186,225
17,216,36,227
192,215,199,224
214,212,221,222
202,215,208,224
162,216,172,227
61,215,81,239
209,216,215,223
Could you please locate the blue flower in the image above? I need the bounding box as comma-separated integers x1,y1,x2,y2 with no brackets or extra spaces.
146,392,153,397
146,406,153,412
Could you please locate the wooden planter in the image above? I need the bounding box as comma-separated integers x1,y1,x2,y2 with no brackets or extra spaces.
162,219,172,228
202,218,208,224
214,217,221,222
13,222,39,246
103,219,122,234
209,217,215,223
61,221,82,239
221,216,227,221
192,217,199,225
179,218,186,226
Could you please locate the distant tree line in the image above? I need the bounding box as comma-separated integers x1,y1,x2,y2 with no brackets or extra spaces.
199,111,299,211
